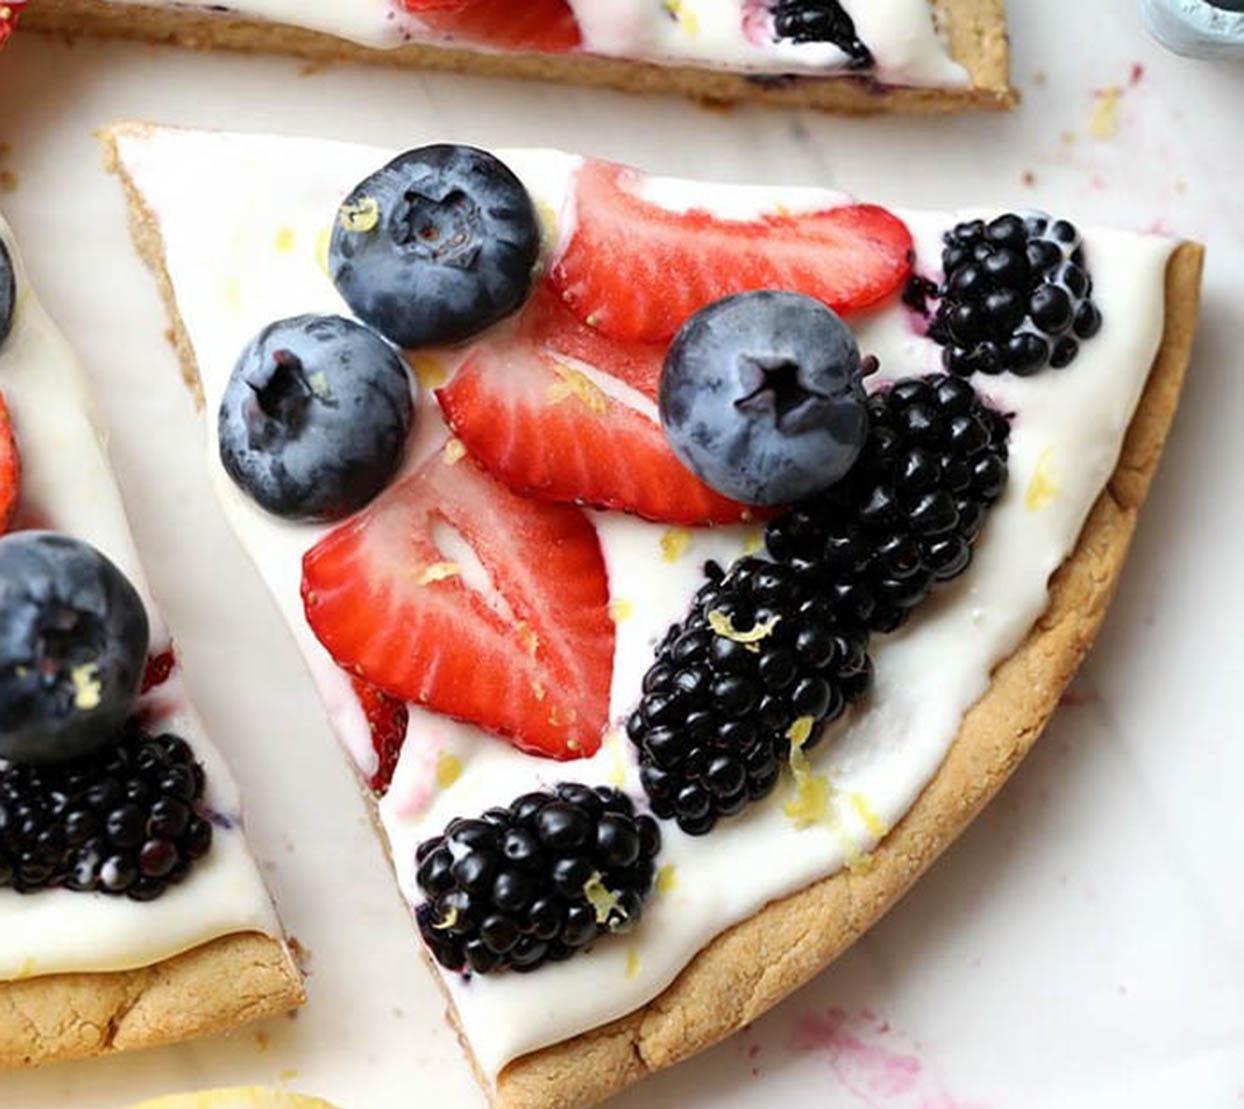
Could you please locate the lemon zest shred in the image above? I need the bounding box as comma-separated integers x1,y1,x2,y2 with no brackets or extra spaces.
307,370,332,400
663,0,700,34
782,715,831,828
416,562,460,586
659,528,691,563
848,791,889,839
606,729,628,789
708,609,781,645
1089,86,1122,139
1026,446,1059,511
71,664,101,710
536,197,560,256
515,621,540,656
656,864,677,894
625,948,641,979
338,196,380,233
547,363,608,414
609,598,634,622
315,226,332,275
583,872,624,926
443,437,467,465
435,752,462,790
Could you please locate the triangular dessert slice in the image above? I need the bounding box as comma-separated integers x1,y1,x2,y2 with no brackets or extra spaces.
25,0,1014,113
107,123,1202,1108
0,215,303,1066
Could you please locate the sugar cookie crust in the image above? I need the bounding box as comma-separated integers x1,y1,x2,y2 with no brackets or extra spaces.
0,932,304,1068
30,0,1014,114
104,124,1201,1108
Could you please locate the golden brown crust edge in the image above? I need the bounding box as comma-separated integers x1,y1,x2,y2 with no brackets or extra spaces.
29,0,1013,114
104,125,1202,1109
0,931,305,1068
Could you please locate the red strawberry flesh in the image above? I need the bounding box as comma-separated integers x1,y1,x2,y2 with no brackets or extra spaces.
0,393,19,533
403,0,581,52
352,676,410,795
549,159,914,344
302,453,613,760
140,648,177,694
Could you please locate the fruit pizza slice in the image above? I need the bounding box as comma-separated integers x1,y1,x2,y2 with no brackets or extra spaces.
25,0,1013,114
0,217,303,1068
107,122,1202,1109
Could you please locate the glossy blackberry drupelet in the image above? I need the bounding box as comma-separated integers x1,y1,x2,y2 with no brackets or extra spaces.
632,373,1010,835
922,212,1103,377
0,238,14,346
0,721,213,899
766,374,1011,637
771,1,874,68
628,559,872,835
329,145,541,350
415,783,661,976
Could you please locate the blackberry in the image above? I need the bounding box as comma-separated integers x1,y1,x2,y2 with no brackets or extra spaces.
414,783,660,976
0,719,213,898
766,374,1011,636
919,212,1103,377
628,559,870,836
771,1,873,69
632,373,1009,835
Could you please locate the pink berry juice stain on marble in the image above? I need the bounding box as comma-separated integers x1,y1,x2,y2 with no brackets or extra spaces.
789,1008,991,1109
919,1099,993,1109
790,1008,920,1103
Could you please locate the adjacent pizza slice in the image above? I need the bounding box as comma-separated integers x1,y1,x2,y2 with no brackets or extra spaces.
0,215,304,1067
24,0,1013,113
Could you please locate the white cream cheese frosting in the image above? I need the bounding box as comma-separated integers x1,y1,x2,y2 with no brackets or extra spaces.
96,0,969,87
111,124,1175,1079
0,218,282,980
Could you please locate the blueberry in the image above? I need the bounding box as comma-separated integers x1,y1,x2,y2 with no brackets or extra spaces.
660,291,869,506
219,314,412,522
329,145,540,349
0,238,14,348
0,533,149,765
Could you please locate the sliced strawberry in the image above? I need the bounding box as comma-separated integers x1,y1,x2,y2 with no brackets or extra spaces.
302,453,612,760
403,0,581,52
550,159,914,344
0,393,19,533
519,284,664,403
437,333,752,525
352,676,409,795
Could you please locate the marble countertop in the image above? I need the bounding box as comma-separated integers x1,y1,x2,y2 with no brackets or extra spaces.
1,4,1242,1107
